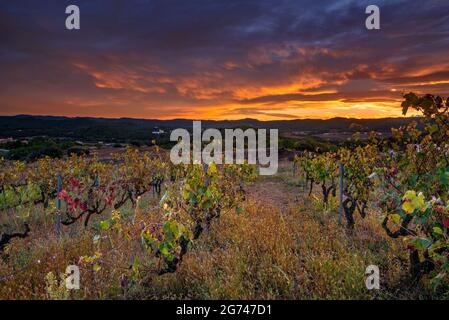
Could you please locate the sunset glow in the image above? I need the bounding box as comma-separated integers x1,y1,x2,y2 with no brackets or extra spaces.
1,0,448,120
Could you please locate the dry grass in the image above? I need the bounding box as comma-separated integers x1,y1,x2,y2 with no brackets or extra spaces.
140,197,410,300
0,165,432,300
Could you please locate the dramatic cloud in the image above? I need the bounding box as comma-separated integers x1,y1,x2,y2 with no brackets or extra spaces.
0,0,448,119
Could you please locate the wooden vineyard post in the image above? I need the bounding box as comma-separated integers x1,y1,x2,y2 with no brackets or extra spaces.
203,163,209,233
56,175,62,239
1,186,6,209
203,163,209,187
338,163,344,225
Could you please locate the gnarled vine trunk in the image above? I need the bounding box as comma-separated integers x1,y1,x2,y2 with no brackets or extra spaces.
321,183,336,205
0,224,30,253
343,198,357,229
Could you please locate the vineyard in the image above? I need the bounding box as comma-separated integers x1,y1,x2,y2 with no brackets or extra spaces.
293,93,449,291
1,93,449,299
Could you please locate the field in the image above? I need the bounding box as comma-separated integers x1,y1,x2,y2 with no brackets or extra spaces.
0,159,412,300
1,93,449,300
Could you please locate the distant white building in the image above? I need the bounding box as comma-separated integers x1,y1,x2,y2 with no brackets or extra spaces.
0,138,14,144
152,128,165,135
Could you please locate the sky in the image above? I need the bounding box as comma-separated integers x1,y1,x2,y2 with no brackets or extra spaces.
0,0,449,120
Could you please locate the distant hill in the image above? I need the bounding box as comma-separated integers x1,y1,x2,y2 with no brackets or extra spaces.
0,115,422,142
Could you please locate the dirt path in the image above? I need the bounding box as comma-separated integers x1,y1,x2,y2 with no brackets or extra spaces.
246,161,299,210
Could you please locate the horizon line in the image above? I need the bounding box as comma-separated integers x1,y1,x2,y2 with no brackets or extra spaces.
0,113,421,122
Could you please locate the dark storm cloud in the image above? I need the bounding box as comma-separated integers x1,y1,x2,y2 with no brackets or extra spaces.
0,0,448,119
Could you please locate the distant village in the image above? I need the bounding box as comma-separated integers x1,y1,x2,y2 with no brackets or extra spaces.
0,127,167,160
